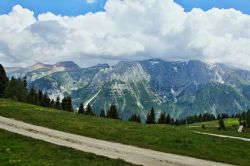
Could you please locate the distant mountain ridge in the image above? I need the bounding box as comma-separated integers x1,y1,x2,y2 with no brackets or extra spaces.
6,59,250,120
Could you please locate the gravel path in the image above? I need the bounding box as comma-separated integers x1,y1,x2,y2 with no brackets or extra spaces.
194,131,250,142
0,116,232,166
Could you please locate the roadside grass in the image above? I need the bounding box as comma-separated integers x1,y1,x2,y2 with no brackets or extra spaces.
188,118,250,139
0,99,250,165
0,129,133,166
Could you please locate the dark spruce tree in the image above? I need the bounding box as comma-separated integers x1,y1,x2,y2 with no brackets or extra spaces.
106,104,119,119
27,85,38,105
61,96,73,112
41,92,50,107
100,109,106,117
246,110,250,128
0,64,8,98
218,119,226,130
78,102,85,114
4,77,27,101
38,90,44,105
175,119,180,126
165,114,171,124
128,114,141,123
85,104,95,116
146,107,156,124
158,112,166,124
55,96,61,110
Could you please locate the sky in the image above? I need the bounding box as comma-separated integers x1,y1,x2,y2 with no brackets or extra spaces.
1,0,250,16
1,0,250,68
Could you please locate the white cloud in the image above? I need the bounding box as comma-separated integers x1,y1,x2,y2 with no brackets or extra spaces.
86,0,96,4
1,0,250,69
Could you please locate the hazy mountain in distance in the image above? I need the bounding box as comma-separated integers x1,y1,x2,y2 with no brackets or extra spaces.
6,59,250,120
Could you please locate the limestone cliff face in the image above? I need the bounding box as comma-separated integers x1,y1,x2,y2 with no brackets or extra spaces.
6,59,250,120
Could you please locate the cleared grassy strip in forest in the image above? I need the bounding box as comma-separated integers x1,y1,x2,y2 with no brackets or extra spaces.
0,129,133,166
0,99,250,165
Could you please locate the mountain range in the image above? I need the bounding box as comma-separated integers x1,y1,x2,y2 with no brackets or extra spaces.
6,59,250,120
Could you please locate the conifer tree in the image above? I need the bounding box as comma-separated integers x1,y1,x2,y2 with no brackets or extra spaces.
100,109,106,117
128,114,141,123
246,110,250,128
50,99,55,108
4,77,27,101
55,96,61,110
0,64,8,98
85,104,95,116
146,107,156,124
78,102,85,114
38,90,44,105
42,92,50,107
165,114,171,124
106,104,119,119
175,119,180,126
27,85,37,104
61,96,73,112
218,119,226,130
158,112,166,124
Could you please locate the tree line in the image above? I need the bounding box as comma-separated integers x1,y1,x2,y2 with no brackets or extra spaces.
0,64,73,111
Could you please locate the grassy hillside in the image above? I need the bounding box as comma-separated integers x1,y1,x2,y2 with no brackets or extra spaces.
188,118,250,139
0,129,132,166
0,99,250,165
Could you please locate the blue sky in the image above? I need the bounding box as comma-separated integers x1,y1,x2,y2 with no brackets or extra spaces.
0,0,250,16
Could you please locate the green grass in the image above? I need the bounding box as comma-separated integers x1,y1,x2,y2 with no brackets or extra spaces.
0,99,250,165
0,129,133,166
188,118,250,139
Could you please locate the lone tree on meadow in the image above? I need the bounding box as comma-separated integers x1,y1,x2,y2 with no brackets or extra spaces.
218,119,226,130
0,64,8,98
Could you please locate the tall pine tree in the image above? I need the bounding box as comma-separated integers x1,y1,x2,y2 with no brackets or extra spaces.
78,102,85,114
85,104,95,116
61,96,73,112
55,96,61,110
106,104,119,119
146,107,156,124
27,85,38,104
4,77,27,101
0,64,8,98
100,109,106,117
158,112,166,124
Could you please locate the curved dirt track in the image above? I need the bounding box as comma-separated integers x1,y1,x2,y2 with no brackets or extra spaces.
0,116,232,166
194,131,250,142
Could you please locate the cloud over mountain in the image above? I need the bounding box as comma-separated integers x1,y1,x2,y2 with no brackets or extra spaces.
1,0,250,68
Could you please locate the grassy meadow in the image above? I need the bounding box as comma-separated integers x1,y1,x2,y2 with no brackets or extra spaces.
0,129,132,166
188,118,250,139
0,99,250,165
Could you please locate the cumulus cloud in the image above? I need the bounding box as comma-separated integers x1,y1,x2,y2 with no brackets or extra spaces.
1,0,250,69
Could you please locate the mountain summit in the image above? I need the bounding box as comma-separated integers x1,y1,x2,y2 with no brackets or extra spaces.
6,59,250,120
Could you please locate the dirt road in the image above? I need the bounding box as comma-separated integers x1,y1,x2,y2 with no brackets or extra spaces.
194,131,250,142
0,116,232,166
